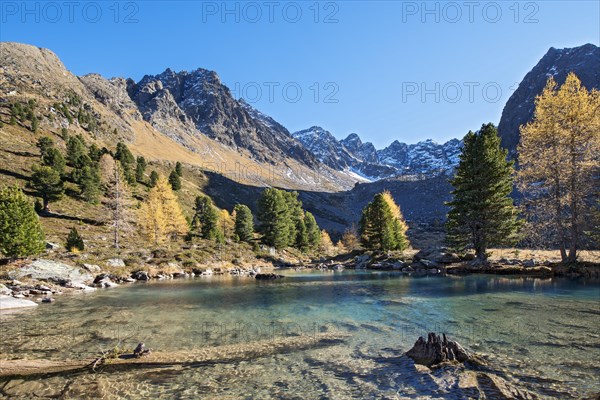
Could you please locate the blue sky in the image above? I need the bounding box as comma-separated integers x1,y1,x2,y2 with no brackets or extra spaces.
1,1,598,148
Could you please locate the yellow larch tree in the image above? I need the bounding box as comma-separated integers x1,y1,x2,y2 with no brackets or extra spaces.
140,176,188,245
518,73,600,262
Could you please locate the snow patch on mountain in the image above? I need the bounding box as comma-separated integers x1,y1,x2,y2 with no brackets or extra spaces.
293,127,462,179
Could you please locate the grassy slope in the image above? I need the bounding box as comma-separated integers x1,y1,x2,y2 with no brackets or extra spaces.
0,123,319,274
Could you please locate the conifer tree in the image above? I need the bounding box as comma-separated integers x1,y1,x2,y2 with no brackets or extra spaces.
446,123,520,262
88,144,104,162
341,226,360,251
115,142,136,185
175,161,183,177
319,230,335,255
192,195,221,241
295,216,309,250
518,73,600,262
101,155,135,252
31,115,39,133
36,136,54,159
149,170,159,188
218,209,234,241
283,190,305,248
77,163,102,203
233,204,254,242
66,135,86,166
136,156,147,183
42,148,66,176
30,165,64,213
304,211,321,249
139,176,188,244
360,192,409,252
169,170,182,191
0,186,45,259
65,227,84,252
381,191,409,251
257,188,293,248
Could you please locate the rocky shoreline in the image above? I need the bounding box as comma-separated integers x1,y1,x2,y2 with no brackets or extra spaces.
1,248,598,310
308,248,599,279
0,258,273,310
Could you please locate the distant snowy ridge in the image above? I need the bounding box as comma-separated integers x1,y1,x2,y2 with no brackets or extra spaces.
292,126,462,179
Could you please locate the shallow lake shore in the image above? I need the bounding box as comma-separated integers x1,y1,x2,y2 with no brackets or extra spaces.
0,270,598,398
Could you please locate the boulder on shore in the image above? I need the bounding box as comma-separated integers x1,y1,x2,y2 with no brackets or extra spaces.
11,260,93,285
0,295,38,310
131,271,149,281
406,332,471,367
0,284,11,295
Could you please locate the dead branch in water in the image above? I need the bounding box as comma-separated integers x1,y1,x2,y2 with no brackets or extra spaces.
0,332,348,378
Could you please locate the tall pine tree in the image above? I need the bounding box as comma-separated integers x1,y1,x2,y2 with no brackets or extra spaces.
233,204,254,242
304,211,321,250
257,188,292,249
101,155,135,252
169,170,182,191
360,192,409,252
115,142,136,185
446,123,520,262
192,195,221,241
0,186,45,259
30,165,64,213
136,156,147,183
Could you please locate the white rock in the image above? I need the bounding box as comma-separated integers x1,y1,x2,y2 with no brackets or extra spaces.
66,281,97,292
45,242,60,250
83,264,102,273
106,258,126,268
12,260,93,284
0,284,11,295
100,279,119,288
0,295,38,310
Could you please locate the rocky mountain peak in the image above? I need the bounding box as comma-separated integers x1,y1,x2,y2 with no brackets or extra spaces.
293,126,462,180
498,43,600,154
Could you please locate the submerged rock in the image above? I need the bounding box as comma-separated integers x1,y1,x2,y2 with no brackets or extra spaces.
406,332,471,367
65,281,96,292
255,273,284,280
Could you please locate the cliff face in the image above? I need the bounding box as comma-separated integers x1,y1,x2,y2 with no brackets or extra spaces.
127,68,319,167
498,44,600,155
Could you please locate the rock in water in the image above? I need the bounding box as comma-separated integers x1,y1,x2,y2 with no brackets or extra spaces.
131,271,149,281
255,273,284,280
406,332,471,367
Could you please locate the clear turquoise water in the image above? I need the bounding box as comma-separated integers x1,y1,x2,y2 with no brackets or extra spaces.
1,271,599,399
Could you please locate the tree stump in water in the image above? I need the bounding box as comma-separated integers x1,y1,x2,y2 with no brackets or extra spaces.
133,343,151,358
406,332,471,367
